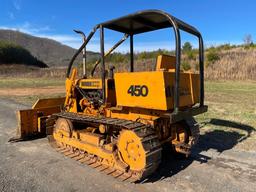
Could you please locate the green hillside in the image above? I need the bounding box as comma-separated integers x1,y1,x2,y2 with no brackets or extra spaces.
0,40,47,68
0,29,99,67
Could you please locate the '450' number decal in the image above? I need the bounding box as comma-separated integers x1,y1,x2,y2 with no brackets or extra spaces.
127,85,149,97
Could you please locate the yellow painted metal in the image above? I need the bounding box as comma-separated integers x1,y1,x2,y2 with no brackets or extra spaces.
79,79,102,89
65,68,77,107
68,98,77,113
171,123,189,154
115,71,166,110
117,130,146,171
54,118,73,138
189,73,195,104
107,107,160,124
53,120,116,167
190,73,200,103
114,71,199,111
54,132,115,165
164,72,195,108
78,130,103,146
17,109,38,138
156,54,176,71
38,116,48,133
32,97,65,109
99,124,106,134
17,107,59,138
16,97,64,139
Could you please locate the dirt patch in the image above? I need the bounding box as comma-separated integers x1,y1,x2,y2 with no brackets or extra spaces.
0,86,64,96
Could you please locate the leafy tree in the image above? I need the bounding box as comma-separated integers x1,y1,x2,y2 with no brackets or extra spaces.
207,49,220,63
181,61,191,71
182,42,192,52
187,51,196,60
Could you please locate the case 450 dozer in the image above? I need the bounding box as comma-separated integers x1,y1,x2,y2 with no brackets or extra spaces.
11,10,207,182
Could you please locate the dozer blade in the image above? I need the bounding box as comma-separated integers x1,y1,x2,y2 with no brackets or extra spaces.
9,97,65,142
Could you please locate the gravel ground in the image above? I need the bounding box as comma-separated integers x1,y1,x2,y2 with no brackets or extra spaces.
0,98,255,192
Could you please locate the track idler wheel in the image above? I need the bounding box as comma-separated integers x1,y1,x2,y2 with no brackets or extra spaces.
54,118,73,141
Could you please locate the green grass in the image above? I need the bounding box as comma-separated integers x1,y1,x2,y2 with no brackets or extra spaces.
0,77,64,88
196,81,256,151
197,81,256,128
198,81,256,125
205,80,256,94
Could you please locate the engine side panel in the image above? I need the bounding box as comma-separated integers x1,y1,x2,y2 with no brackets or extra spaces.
115,71,167,110
114,71,199,110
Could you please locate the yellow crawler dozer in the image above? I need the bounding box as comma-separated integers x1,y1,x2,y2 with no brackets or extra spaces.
11,10,207,182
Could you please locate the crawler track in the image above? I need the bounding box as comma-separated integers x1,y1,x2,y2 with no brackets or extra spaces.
46,112,162,182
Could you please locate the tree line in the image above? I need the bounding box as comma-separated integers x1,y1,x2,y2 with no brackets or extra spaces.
0,40,47,67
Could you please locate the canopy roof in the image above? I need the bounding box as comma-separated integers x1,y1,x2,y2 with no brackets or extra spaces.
101,9,201,37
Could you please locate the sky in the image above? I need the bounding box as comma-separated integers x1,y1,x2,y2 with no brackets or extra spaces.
0,0,256,52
